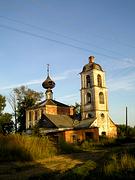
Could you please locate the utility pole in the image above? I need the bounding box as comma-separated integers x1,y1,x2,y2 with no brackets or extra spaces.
126,106,128,137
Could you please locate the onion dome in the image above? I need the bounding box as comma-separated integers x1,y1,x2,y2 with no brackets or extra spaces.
82,56,103,72
42,75,55,89
42,64,55,89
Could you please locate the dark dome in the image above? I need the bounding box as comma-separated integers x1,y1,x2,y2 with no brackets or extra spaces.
82,62,103,72
42,75,55,89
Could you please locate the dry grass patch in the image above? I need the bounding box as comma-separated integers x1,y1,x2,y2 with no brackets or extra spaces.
104,153,135,176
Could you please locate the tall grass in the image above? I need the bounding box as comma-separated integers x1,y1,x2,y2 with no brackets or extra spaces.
104,153,135,176
0,134,57,161
80,138,117,151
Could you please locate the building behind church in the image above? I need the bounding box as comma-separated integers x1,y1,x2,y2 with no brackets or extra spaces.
26,56,117,142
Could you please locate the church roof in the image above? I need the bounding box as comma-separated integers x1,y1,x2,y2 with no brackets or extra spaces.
28,99,70,110
44,114,74,128
81,62,103,73
74,118,95,129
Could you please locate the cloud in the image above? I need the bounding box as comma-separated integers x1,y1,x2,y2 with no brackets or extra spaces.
107,71,135,91
105,57,135,91
0,68,80,91
58,93,79,100
57,92,80,105
108,58,135,71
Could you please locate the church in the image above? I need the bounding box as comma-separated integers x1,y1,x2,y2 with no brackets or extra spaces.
26,56,117,142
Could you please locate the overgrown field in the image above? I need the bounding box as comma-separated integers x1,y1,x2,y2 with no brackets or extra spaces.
0,134,57,161
0,134,135,180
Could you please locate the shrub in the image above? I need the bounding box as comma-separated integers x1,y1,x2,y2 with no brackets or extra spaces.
80,140,97,151
58,140,81,154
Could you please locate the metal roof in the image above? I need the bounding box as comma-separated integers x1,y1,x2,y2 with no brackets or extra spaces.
44,114,74,128
74,118,95,129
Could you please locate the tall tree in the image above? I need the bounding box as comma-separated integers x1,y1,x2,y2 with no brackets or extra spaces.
0,94,13,134
0,113,13,134
0,95,6,115
73,102,81,120
13,86,43,132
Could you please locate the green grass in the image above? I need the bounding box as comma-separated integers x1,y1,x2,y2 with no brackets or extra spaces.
0,134,57,161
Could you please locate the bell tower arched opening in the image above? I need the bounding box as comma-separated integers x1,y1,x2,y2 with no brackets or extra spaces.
99,92,104,104
97,74,102,87
86,75,91,88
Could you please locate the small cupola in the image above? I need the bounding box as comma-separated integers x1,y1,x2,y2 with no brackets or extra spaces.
42,64,55,100
89,56,95,64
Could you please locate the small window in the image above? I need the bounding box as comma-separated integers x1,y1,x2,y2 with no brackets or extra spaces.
85,132,94,141
102,132,106,136
97,74,102,87
99,92,104,104
88,113,93,118
101,113,105,118
87,93,91,103
72,134,77,143
29,111,32,121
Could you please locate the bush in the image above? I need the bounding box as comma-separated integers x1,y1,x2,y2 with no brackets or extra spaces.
80,140,97,151
58,140,81,154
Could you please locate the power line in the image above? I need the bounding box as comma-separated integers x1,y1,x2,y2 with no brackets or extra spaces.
0,24,120,60
0,15,130,57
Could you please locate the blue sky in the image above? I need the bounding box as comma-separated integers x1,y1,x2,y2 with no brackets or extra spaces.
0,0,135,126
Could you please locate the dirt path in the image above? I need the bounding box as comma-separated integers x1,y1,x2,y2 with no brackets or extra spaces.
0,150,107,180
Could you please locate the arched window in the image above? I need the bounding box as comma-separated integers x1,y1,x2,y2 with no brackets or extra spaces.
29,111,32,121
35,111,38,120
87,93,91,103
86,75,91,88
99,92,104,104
97,74,102,87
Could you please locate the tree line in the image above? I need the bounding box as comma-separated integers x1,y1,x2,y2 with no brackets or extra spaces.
0,86,43,134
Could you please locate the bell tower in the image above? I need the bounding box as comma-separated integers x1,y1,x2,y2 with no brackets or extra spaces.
80,56,111,136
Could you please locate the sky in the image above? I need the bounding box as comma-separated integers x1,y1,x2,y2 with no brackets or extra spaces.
0,0,135,126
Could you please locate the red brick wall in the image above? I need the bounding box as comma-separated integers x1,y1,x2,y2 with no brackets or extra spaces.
45,105,74,116
64,128,99,143
45,105,57,115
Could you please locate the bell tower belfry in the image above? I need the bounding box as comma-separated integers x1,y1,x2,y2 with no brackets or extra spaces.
80,56,117,137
